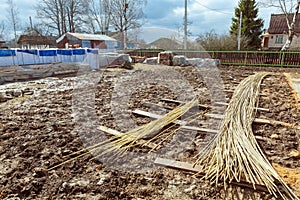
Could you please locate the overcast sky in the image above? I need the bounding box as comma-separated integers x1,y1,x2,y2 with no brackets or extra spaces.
0,0,281,41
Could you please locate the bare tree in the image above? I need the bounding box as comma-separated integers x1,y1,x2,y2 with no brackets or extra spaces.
262,0,300,50
6,0,19,46
110,0,146,49
280,0,300,50
0,21,5,39
66,0,87,32
23,22,51,36
196,30,250,51
37,0,62,35
88,0,111,34
36,0,88,36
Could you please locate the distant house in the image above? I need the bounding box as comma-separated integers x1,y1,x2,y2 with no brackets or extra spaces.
56,32,118,49
17,35,57,49
261,14,300,50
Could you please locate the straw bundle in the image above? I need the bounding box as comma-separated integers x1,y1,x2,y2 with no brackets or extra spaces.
94,97,198,156
194,72,298,199
49,98,198,170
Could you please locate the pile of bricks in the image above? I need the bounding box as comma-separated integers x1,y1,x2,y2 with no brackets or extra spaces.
158,51,173,66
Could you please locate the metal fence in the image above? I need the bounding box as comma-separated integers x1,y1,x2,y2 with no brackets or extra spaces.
126,50,300,67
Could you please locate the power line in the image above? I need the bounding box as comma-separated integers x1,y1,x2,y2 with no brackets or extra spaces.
194,0,232,15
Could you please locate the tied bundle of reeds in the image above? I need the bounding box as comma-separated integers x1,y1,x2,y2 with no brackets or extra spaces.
194,72,298,200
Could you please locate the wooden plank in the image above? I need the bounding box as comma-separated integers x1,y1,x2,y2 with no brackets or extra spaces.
161,99,269,112
142,101,212,114
214,102,270,112
97,126,159,149
160,98,188,104
181,125,219,134
155,157,202,172
132,109,278,142
232,81,266,87
160,98,210,109
133,109,187,126
205,113,297,128
154,157,270,193
142,101,174,110
133,109,219,133
224,90,268,97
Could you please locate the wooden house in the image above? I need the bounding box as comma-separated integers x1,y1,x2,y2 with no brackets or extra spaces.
261,14,300,50
17,35,56,49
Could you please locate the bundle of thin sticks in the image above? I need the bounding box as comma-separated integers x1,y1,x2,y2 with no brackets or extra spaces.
93,97,198,156
49,98,198,170
194,72,298,200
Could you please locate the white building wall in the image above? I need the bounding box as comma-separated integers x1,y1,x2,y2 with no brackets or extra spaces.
268,34,300,49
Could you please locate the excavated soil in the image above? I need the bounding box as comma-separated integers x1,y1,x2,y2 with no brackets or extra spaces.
0,64,300,199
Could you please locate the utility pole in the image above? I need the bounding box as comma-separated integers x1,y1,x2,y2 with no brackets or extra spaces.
29,16,33,31
123,0,128,50
238,11,242,51
184,0,188,50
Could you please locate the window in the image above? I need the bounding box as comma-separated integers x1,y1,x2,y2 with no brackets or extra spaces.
275,35,283,44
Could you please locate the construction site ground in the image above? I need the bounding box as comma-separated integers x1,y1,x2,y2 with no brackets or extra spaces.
0,64,300,199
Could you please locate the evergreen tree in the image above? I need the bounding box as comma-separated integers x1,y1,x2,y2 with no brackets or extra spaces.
230,0,264,50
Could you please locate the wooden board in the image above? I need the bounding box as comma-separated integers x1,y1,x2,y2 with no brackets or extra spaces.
134,108,283,128
160,98,210,109
133,109,187,126
133,109,218,134
141,101,174,110
132,109,276,142
154,157,270,193
161,98,269,112
205,113,297,128
214,102,270,112
224,89,268,97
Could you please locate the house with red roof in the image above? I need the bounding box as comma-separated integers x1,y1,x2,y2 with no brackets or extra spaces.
261,14,300,50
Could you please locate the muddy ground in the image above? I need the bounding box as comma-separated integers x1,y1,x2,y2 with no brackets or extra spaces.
0,64,300,199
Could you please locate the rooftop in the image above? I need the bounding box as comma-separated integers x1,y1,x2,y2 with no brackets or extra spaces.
17,35,56,46
57,32,117,43
268,13,300,34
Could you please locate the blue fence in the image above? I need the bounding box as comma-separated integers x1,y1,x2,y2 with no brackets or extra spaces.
0,48,101,66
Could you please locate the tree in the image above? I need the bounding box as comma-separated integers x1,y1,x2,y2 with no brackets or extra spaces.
196,30,250,51
0,21,5,39
230,0,264,50
36,0,88,36
6,0,19,47
110,0,146,49
23,23,51,37
262,0,300,51
87,0,112,35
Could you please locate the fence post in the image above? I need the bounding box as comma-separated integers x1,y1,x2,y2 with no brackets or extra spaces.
280,51,285,67
211,51,215,59
244,51,248,65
